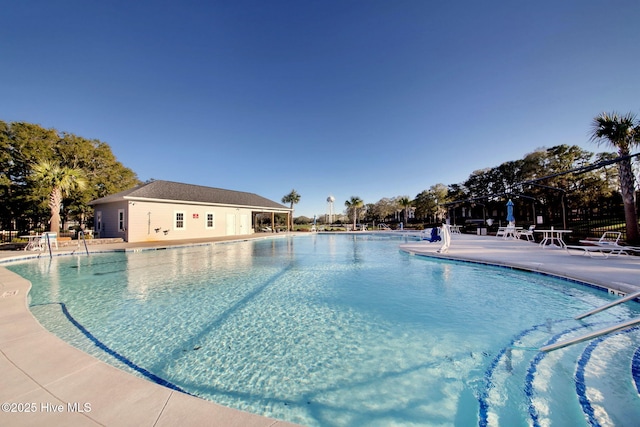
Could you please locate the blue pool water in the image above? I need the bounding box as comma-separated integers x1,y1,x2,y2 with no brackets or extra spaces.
6,234,640,426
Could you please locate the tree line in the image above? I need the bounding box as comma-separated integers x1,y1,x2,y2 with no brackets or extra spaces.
4,111,638,243
293,145,624,229
0,120,140,232
291,112,640,243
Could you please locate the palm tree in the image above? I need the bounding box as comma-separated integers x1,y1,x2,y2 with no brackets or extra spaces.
31,160,87,232
345,196,364,231
398,196,412,225
281,189,301,231
590,112,639,244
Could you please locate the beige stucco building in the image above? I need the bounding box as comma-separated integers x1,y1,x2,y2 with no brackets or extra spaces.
88,180,292,243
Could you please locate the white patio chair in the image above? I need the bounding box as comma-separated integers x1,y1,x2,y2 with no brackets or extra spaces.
40,232,58,250
520,225,536,241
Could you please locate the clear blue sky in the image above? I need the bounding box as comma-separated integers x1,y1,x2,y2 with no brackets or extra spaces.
2,1,639,218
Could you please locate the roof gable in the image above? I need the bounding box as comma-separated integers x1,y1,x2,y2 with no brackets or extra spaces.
89,180,290,210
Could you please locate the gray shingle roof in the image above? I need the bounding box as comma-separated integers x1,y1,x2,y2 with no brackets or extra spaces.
89,180,290,211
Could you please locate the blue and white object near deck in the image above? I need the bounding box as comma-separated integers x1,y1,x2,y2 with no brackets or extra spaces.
507,199,515,224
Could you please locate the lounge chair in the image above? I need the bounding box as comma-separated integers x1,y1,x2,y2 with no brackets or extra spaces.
579,231,621,247
565,245,629,258
567,231,640,258
566,232,640,257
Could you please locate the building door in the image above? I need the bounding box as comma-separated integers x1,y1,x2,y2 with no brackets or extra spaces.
226,213,236,235
240,214,249,235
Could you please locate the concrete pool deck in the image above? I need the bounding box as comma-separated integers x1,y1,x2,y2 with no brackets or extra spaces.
1,232,639,426
399,233,640,296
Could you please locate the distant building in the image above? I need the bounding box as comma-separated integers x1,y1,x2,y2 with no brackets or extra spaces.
88,180,292,242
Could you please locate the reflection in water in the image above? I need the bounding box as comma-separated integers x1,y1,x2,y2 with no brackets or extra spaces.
126,243,258,299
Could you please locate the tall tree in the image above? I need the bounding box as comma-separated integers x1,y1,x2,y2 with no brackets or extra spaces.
281,189,301,231
398,196,412,224
0,120,140,231
345,196,364,231
369,197,397,223
590,112,640,244
31,160,87,232
0,121,12,228
0,121,60,229
414,184,448,222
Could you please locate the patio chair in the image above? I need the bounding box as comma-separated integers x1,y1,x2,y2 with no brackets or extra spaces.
520,225,535,242
40,232,58,250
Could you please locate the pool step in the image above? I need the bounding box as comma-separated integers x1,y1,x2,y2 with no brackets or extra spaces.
479,321,640,427
478,321,565,427
574,328,640,426
527,325,640,427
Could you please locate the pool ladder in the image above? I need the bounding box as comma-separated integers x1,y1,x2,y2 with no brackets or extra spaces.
77,231,90,256
540,290,640,352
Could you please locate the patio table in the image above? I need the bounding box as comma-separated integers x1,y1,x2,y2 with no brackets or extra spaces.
535,229,572,248
450,225,462,234
20,235,43,251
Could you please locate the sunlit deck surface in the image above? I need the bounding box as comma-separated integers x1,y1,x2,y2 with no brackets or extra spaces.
1,232,638,426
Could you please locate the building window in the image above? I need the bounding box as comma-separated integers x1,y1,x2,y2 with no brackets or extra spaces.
206,212,215,229
175,211,185,229
118,209,125,232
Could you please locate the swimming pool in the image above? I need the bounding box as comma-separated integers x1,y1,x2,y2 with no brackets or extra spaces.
7,234,640,426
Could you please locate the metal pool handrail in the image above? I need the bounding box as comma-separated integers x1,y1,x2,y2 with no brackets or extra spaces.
78,230,90,256
540,317,640,352
540,290,640,352
574,290,640,320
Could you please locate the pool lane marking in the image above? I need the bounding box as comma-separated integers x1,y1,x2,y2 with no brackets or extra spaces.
30,302,188,394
